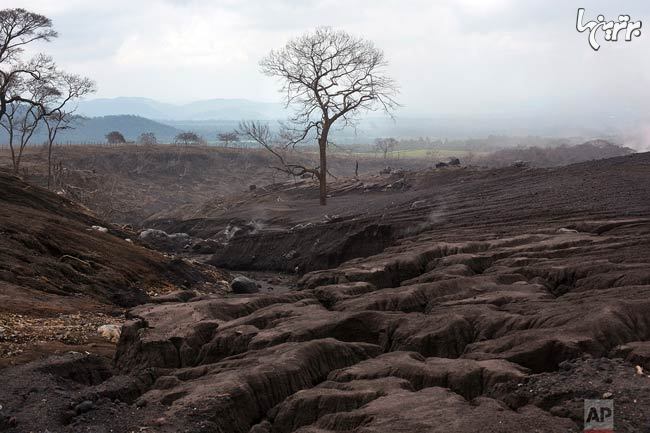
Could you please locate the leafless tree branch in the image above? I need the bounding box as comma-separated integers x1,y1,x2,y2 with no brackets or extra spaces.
257,27,398,205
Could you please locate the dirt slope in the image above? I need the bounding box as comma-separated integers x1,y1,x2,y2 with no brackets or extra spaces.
0,170,227,365
0,144,429,225
182,152,649,272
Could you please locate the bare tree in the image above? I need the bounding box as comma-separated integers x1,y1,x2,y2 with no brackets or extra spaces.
0,8,58,121
1,9,93,175
375,137,398,159
138,132,157,146
106,131,126,145
217,131,239,147
239,120,320,178
0,61,59,172
257,27,398,205
42,73,95,188
174,131,202,146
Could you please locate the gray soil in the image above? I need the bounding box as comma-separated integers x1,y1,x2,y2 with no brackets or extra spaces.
1,152,649,433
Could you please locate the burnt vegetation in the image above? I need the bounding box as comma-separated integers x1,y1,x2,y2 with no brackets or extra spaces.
0,7,649,433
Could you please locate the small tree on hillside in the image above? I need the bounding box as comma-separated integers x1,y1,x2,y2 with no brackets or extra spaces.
375,137,398,159
106,131,126,145
174,131,202,146
249,27,398,205
138,132,157,145
217,131,239,147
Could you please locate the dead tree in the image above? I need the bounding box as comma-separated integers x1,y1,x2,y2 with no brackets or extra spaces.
239,120,320,179
174,131,202,146
0,64,60,172
217,131,239,147
375,137,398,159
258,27,398,205
43,73,95,188
138,132,157,146
1,9,92,175
0,8,58,121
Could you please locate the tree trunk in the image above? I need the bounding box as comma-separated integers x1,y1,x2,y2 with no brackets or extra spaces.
319,136,327,205
47,140,53,189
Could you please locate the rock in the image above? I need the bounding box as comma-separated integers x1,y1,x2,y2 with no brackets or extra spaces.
448,157,461,166
435,162,448,168
90,225,108,233
139,229,190,252
74,400,94,415
97,324,121,343
329,352,528,399
249,184,257,191
230,276,259,294
270,385,574,433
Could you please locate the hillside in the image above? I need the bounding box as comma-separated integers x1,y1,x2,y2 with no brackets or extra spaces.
0,115,181,144
0,170,226,365
0,144,430,225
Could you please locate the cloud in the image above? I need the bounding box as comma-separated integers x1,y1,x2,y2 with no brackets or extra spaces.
11,0,650,120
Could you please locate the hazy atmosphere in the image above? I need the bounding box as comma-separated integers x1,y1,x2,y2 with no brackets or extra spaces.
2,3,650,432
13,0,650,142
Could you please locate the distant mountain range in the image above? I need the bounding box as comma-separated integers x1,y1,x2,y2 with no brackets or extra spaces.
0,115,182,144
73,97,642,144
1,96,645,146
77,97,286,121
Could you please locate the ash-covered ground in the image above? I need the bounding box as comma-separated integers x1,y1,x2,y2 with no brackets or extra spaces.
1,150,649,433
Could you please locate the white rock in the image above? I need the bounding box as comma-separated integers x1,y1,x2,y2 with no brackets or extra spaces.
91,225,108,233
97,324,121,343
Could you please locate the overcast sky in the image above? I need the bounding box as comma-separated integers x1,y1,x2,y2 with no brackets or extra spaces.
14,0,650,119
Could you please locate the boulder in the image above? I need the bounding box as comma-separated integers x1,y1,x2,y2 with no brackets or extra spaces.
138,229,190,252
231,276,259,294
97,324,121,343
